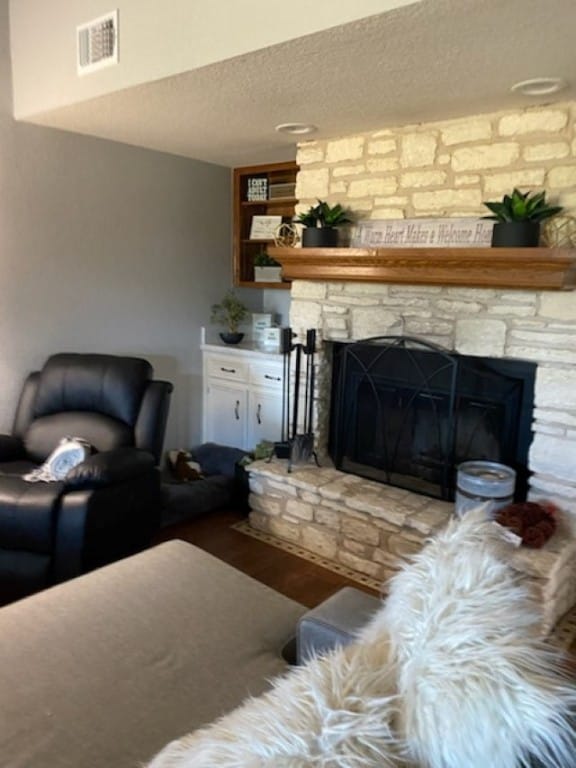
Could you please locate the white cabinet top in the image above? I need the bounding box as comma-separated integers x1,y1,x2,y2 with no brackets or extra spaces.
201,342,282,361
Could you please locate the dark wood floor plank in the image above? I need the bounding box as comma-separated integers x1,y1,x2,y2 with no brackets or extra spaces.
154,508,379,609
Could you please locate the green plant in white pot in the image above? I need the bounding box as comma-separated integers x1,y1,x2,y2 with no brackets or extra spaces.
483,188,562,248
295,200,351,247
210,290,249,344
253,251,282,283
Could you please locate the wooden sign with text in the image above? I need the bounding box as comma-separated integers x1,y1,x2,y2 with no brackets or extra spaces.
351,218,495,248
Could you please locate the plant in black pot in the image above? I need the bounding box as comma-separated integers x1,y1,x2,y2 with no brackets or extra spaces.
211,290,249,344
295,199,351,247
483,188,563,248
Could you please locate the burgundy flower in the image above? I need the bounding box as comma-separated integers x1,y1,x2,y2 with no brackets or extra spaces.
495,501,557,549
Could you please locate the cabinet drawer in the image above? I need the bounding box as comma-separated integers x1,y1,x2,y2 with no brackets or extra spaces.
206,356,249,383
249,361,283,389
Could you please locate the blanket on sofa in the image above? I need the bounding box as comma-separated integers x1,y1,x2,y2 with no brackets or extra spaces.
147,508,576,768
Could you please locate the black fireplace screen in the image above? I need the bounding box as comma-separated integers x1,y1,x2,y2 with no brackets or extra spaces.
329,337,536,501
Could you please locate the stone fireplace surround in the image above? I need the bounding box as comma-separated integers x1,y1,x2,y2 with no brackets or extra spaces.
248,100,576,631
248,277,576,632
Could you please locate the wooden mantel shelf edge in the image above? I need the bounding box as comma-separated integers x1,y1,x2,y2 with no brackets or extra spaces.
268,247,576,290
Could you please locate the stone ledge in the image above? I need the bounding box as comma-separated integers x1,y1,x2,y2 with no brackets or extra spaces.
248,460,576,634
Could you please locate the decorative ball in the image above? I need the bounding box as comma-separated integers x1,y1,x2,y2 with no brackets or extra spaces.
274,223,300,247
541,215,576,248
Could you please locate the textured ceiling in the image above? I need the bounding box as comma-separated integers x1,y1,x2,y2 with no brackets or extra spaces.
24,0,576,167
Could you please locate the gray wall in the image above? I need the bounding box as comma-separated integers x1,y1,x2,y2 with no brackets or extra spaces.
0,0,245,450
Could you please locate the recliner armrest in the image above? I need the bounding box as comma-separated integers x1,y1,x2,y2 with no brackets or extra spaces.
64,447,156,490
0,434,27,462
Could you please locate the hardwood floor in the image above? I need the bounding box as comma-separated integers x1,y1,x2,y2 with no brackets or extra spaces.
155,508,576,659
154,508,380,609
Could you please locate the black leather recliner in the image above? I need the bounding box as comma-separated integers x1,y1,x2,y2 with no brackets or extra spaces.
0,353,173,604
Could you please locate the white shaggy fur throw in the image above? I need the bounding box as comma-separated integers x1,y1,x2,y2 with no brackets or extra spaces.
146,508,576,768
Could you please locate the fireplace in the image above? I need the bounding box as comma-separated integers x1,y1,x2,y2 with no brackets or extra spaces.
247,279,576,632
329,336,536,501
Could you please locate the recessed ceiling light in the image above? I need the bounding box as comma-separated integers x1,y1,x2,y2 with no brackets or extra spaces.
274,122,318,136
511,77,567,96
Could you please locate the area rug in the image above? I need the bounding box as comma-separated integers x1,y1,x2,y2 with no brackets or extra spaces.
232,520,382,591
233,520,576,652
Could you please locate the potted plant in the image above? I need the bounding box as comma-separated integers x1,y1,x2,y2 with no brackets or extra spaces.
253,251,282,283
295,199,351,247
483,188,563,248
210,290,249,344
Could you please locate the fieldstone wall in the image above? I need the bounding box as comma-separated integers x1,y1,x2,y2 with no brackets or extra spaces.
248,101,576,629
288,100,576,515
289,280,576,514
295,101,576,220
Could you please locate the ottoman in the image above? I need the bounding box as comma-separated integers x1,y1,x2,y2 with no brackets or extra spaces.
297,586,381,663
0,540,305,768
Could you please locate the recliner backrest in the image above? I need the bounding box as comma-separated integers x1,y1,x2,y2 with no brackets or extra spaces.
32,354,152,424
12,354,170,464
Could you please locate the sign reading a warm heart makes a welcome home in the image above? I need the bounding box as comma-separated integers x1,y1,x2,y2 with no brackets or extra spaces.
351,218,494,248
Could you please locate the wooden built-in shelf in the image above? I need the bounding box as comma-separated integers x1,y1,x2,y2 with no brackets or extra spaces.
269,247,576,290
237,280,289,290
241,198,297,207
233,162,298,289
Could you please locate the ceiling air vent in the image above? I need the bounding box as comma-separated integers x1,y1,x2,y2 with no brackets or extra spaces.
77,10,118,75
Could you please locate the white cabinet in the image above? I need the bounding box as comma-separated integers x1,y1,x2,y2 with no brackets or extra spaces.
202,345,284,451
204,381,246,449
248,388,284,449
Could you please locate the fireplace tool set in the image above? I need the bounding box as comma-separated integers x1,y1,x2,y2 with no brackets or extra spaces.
272,328,319,471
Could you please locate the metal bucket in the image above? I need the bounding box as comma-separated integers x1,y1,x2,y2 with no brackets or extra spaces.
455,460,516,518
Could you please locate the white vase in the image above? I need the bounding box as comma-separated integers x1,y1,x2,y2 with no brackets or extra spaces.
254,266,282,282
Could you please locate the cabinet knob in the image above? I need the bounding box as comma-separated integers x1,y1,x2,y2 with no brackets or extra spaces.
256,403,262,424
221,367,236,374
234,400,240,420
264,374,281,381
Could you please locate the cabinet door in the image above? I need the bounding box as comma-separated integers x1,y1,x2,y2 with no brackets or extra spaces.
204,382,247,450
247,388,284,449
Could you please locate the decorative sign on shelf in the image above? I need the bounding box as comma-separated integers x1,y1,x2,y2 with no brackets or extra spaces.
246,177,268,201
269,182,296,200
249,215,283,240
351,218,495,248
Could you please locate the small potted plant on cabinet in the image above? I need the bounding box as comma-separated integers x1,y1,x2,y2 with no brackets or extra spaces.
210,290,249,344
253,251,282,282
295,199,352,247
483,188,563,247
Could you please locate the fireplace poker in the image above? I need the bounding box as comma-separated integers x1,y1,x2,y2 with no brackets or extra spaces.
272,327,293,460
288,329,319,470
306,328,316,435
291,340,302,439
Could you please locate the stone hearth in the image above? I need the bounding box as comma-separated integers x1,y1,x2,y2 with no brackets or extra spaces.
248,460,576,633
249,461,452,582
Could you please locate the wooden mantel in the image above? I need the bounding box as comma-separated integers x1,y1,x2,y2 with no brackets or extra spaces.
269,247,576,290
